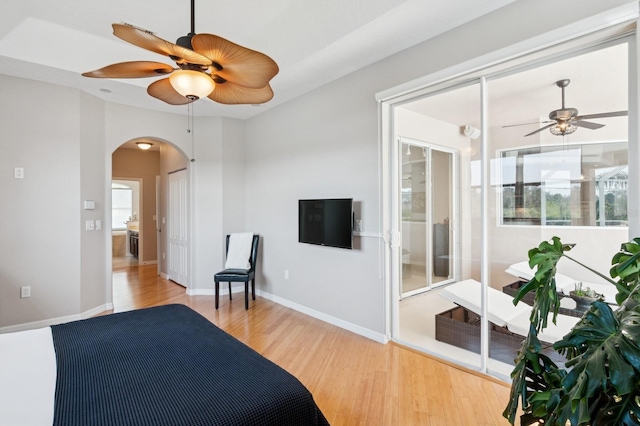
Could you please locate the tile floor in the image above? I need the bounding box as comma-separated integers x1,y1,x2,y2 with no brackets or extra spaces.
398,286,514,380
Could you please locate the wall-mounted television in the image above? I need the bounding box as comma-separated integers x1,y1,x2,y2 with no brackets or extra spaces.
298,198,353,249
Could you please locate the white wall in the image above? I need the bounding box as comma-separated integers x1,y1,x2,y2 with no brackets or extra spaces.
245,68,384,333
190,116,225,293
0,81,233,328
0,75,81,326
79,92,107,313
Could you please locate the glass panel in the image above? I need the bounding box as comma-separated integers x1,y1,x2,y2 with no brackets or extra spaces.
401,143,428,295
395,81,482,372
486,42,629,376
431,149,453,285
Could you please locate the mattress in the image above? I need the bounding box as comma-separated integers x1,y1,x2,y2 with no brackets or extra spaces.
0,327,57,425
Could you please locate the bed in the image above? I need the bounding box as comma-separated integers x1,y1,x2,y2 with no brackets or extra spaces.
1,304,329,426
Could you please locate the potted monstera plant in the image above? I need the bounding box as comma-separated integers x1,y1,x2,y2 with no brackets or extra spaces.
503,237,640,425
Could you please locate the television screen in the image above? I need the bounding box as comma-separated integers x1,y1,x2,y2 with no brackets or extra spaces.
298,199,353,249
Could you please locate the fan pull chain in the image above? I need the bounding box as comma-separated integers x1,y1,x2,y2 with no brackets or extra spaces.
188,102,195,162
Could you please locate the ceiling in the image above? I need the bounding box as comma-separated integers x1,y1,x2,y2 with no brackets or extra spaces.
0,0,516,120
399,41,629,131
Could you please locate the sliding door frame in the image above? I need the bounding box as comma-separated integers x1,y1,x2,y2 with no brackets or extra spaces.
379,17,639,377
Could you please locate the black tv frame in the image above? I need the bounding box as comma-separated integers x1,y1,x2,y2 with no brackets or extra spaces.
298,198,353,250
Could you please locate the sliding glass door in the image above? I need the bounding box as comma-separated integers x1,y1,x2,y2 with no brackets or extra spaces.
400,138,457,297
386,33,633,380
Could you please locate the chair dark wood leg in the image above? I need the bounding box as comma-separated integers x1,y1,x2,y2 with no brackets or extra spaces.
228,282,232,300
251,279,255,300
244,282,249,310
215,282,219,309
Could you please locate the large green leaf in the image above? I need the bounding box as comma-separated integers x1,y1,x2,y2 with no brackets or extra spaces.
503,326,565,424
515,237,573,331
547,301,640,423
611,238,640,304
504,237,640,426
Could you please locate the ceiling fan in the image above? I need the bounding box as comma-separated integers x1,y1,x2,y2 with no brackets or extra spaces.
82,0,278,106
504,79,627,137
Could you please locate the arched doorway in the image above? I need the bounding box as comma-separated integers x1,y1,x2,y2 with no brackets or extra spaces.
108,137,191,310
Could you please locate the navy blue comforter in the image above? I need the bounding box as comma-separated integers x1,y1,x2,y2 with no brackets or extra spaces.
50,304,329,426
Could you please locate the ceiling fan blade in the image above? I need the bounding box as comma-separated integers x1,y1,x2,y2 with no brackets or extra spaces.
573,120,605,130
147,78,195,105
192,34,279,89
524,123,555,137
576,110,628,120
208,82,274,105
112,23,211,66
502,120,553,128
82,61,174,78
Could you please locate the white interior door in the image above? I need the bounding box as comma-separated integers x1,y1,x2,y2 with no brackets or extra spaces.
156,175,161,276
168,169,188,287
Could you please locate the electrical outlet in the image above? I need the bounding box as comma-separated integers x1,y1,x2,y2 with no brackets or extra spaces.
20,286,31,298
284,269,289,280
95,220,102,230
85,220,95,231
14,168,24,179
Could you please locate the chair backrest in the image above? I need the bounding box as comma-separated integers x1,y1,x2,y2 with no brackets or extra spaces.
225,234,260,271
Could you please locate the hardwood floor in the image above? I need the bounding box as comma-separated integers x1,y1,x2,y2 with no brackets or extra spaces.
109,264,514,425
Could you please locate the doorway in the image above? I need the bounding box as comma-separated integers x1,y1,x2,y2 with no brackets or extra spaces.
400,138,457,297
109,139,191,312
111,179,141,269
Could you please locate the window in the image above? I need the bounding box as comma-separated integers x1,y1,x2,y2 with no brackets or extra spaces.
500,141,628,226
112,183,132,230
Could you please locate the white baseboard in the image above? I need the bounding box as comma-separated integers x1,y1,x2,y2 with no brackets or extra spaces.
187,286,244,297
81,303,113,319
0,303,114,334
257,290,388,344
185,285,386,343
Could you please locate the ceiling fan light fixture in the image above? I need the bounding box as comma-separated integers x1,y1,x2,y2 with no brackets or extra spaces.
137,142,153,150
549,121,577,136
169,70,215,100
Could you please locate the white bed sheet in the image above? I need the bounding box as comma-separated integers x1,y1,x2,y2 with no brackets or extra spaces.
0,326,56,426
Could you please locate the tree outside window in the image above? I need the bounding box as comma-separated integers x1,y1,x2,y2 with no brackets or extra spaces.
500,142,628,227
